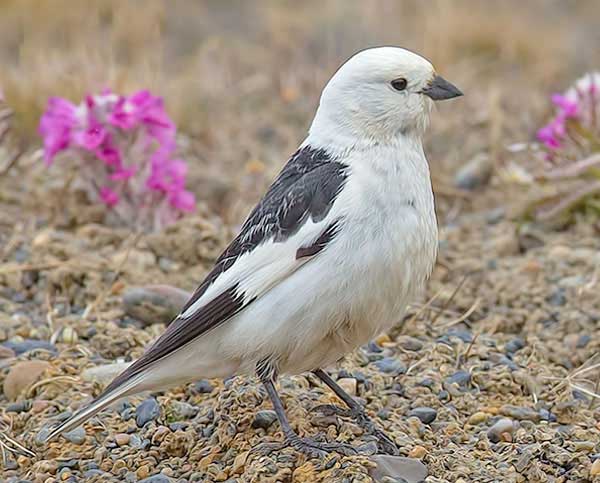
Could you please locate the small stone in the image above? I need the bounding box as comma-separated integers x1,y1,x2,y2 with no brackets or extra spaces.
232,451,249,474
370,455,428,483
407,407,437,424
408,445,427,459
252,410,278,429
115,433,130,446
374,357,406,376
2,339,56,355
63,427,86,445
444,370,471,390
576,335,591,348
190,379,214,394
0,346,16,358
138,475,173,483
374,334,392,346
454,153,493,190
136,465,151,480
505,338,525,354
546,289,566,306
399,336,423,351
4,360,51,400
500,405,540,422
591,459,600,477
169,401,199,420
447,329,473,343
337,378,357,396
487,418,516,443
6,401,30,413
59,327,78,345
123,285,191,326
32,400,50,413
467,412,488,425
136,398,161,427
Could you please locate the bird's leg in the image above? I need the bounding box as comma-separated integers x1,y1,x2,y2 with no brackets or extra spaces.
253,362,358,458
312,368,399,455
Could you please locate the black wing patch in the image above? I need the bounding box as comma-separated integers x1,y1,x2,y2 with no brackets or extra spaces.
99,146,348,396
180,145,348,313
296,219,342,259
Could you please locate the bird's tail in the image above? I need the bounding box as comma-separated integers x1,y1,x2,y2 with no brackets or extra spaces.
43,372,143,442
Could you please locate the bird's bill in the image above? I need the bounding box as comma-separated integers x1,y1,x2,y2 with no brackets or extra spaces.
421,75,463,101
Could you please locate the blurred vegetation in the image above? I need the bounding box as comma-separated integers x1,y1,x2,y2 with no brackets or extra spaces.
1,0,599,141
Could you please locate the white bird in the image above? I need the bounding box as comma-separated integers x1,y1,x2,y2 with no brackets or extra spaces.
44,46,462,456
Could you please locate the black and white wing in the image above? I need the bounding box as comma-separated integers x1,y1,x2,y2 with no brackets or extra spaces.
45,146,349,440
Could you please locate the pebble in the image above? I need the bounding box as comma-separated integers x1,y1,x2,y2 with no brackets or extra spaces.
407,407,437,424
190,379,215,394
252,410,278,429
6,400,30,413
374,357,406,376
337,377,357,396
447,329,473,343
3,360,51,400
454,153,493,190
399,336,423,351
444,370,471,390
467,412,488,425
487,418,516,443
232,451,249,474
576,334,591,348
408,445,427,459
115,433,130,446
369,455,428,483
169,400,199,420
136,398,161,427
138,475,174,483
0,346,16,358
500,405,540,422
2,339,56,355
63,426,86,445
591,459,600,476
546,289,566,306
504,338,525,354
123,285,190,326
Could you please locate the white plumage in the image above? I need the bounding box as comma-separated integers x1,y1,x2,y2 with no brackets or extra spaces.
44,47,461,454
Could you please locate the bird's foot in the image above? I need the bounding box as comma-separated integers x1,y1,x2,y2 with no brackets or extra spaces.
311,404,399,456
252,432,358,458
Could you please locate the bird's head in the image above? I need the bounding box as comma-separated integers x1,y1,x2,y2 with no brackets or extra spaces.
309,46,462,148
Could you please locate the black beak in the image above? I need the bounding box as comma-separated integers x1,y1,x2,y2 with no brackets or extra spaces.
421,75,463,101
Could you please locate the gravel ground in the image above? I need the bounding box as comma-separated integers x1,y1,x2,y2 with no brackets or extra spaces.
1,3,600,482
0,177,599,482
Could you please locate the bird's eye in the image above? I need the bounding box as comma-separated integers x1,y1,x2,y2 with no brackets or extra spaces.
391,78,408,91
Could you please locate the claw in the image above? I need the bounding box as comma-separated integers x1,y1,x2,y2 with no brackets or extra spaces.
313,405,398,455
251,434,358,458
310,404,352,417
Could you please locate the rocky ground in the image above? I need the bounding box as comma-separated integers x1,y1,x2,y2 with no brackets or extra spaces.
1,2,600,482
1,152,600,483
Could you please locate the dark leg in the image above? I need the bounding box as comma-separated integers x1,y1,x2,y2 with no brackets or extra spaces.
254,365,358,458
312,368,399,455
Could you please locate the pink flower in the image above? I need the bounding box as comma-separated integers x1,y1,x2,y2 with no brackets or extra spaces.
72,115,107,150
95,140,122,167
109,96,139,130
551,94,578,118
537,124,561,149
168,189,196,212
99,186,119,207
39,88,196,228
110,165,137,181
38,97,78,164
